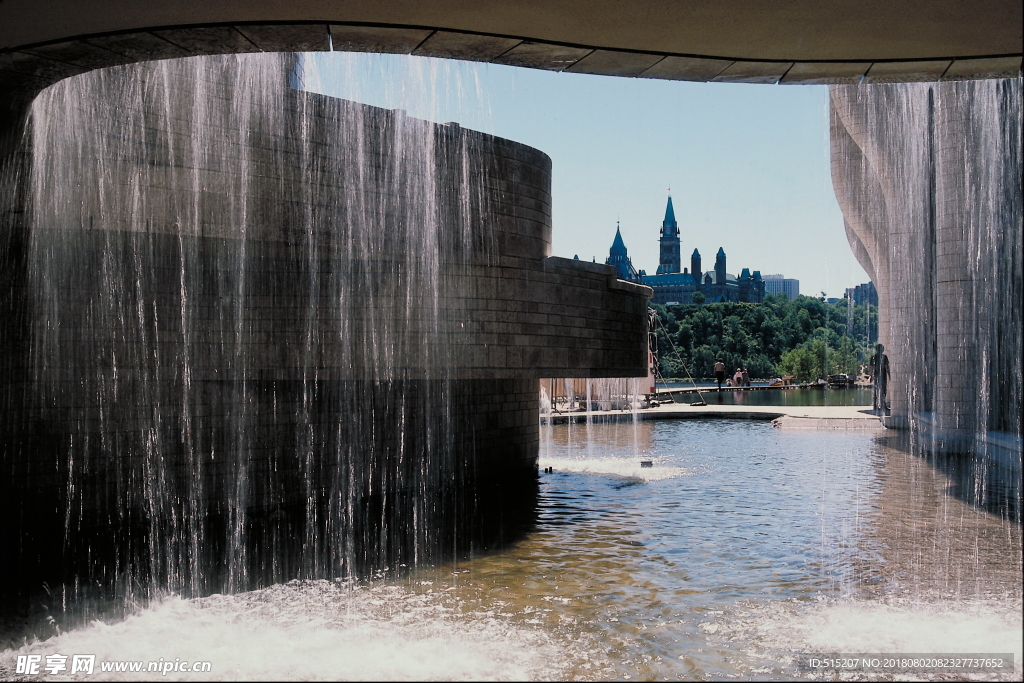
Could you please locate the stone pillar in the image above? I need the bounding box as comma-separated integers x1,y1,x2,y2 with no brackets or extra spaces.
832,78,1021,453
933,79,1022,451
932,83,977,447
2,57,654,633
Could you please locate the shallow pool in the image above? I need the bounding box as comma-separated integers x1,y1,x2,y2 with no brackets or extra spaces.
2,420,1020,680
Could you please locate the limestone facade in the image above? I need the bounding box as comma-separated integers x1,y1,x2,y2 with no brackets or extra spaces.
829,78,1022,461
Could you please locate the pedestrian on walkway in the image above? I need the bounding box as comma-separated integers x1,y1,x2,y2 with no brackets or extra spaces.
714,359,726,390
870,343,890,412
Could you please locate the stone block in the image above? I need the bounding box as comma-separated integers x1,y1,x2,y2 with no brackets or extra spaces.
863,60,951,83
711,61,792,84
236,24,331,53
943,56,1022,80
780,62,870,84
486,346,508,368
638,56,733,81
153,27,262,56
85,32,194,62
18,40,134,71
565,50,664,77
1,50,90,83
413,31,521,61
491,42,591,71
328,25,432,54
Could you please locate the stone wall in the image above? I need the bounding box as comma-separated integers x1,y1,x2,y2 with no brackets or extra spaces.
0,56,650,630
16,58,648,382
830,78,1021,462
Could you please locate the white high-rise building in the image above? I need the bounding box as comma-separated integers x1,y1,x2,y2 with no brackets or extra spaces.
762,274,799,300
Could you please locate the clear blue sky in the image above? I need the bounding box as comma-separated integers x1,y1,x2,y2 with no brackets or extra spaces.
302,52,868,298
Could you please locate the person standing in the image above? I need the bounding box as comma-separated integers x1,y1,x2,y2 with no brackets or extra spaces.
714,359,726,390
870,343,890,412
879,350,889,411
741,368,750,387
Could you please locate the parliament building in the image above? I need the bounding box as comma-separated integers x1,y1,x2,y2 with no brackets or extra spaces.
606,197,766,305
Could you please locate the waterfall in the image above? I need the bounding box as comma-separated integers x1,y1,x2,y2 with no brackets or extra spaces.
830,78,1022,466
3,52,520,630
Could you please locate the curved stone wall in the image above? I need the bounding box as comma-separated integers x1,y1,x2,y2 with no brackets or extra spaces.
0,55,651,629
830,78,1022,462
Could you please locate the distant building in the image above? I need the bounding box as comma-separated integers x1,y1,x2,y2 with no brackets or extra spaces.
656,196,681,274
845,281,878,307
606,196,765,305
762,274,800,300
844,282,879,342
605,222,640,282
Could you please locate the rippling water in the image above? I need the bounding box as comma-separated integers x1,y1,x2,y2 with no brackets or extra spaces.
2,420,1020,680
668,386,874,406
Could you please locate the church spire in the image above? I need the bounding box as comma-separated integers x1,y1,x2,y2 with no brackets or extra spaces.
610,221,627,256
605,222,638,282
657,195,681,274
663,196,677,231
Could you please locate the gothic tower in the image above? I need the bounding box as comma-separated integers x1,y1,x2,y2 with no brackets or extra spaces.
657,196,681,274
715,247,727,284
691,248,701,281
605,222,638,281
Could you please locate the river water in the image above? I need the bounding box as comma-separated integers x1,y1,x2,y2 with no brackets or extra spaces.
2,419,1020,680
667,387,874,406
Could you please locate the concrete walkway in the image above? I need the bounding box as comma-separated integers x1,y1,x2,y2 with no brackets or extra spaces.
544,402,885,430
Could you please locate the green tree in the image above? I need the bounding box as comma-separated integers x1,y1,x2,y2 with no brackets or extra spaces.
828,335,861,375
777,341,821,382
650,296,878,381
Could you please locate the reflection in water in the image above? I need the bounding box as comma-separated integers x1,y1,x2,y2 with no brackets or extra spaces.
877,434,1021,523
860,435,1021,600
2,420,1020,680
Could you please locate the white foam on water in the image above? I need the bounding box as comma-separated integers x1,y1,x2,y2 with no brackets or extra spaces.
538,456,696,482
0,580,576,681
704,596,1023,680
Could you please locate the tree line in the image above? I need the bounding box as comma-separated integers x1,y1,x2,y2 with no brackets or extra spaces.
650,294,879,382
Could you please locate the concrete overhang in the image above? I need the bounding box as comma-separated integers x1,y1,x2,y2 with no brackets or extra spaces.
0,1,1021,96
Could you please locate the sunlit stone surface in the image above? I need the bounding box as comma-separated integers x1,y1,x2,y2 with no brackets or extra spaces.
830,78,1022,464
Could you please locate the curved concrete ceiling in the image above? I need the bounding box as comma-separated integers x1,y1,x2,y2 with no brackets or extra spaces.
1,0,1021,96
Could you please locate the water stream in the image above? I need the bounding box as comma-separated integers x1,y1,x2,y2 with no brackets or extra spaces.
3,52,514,633
830,77,1022,452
